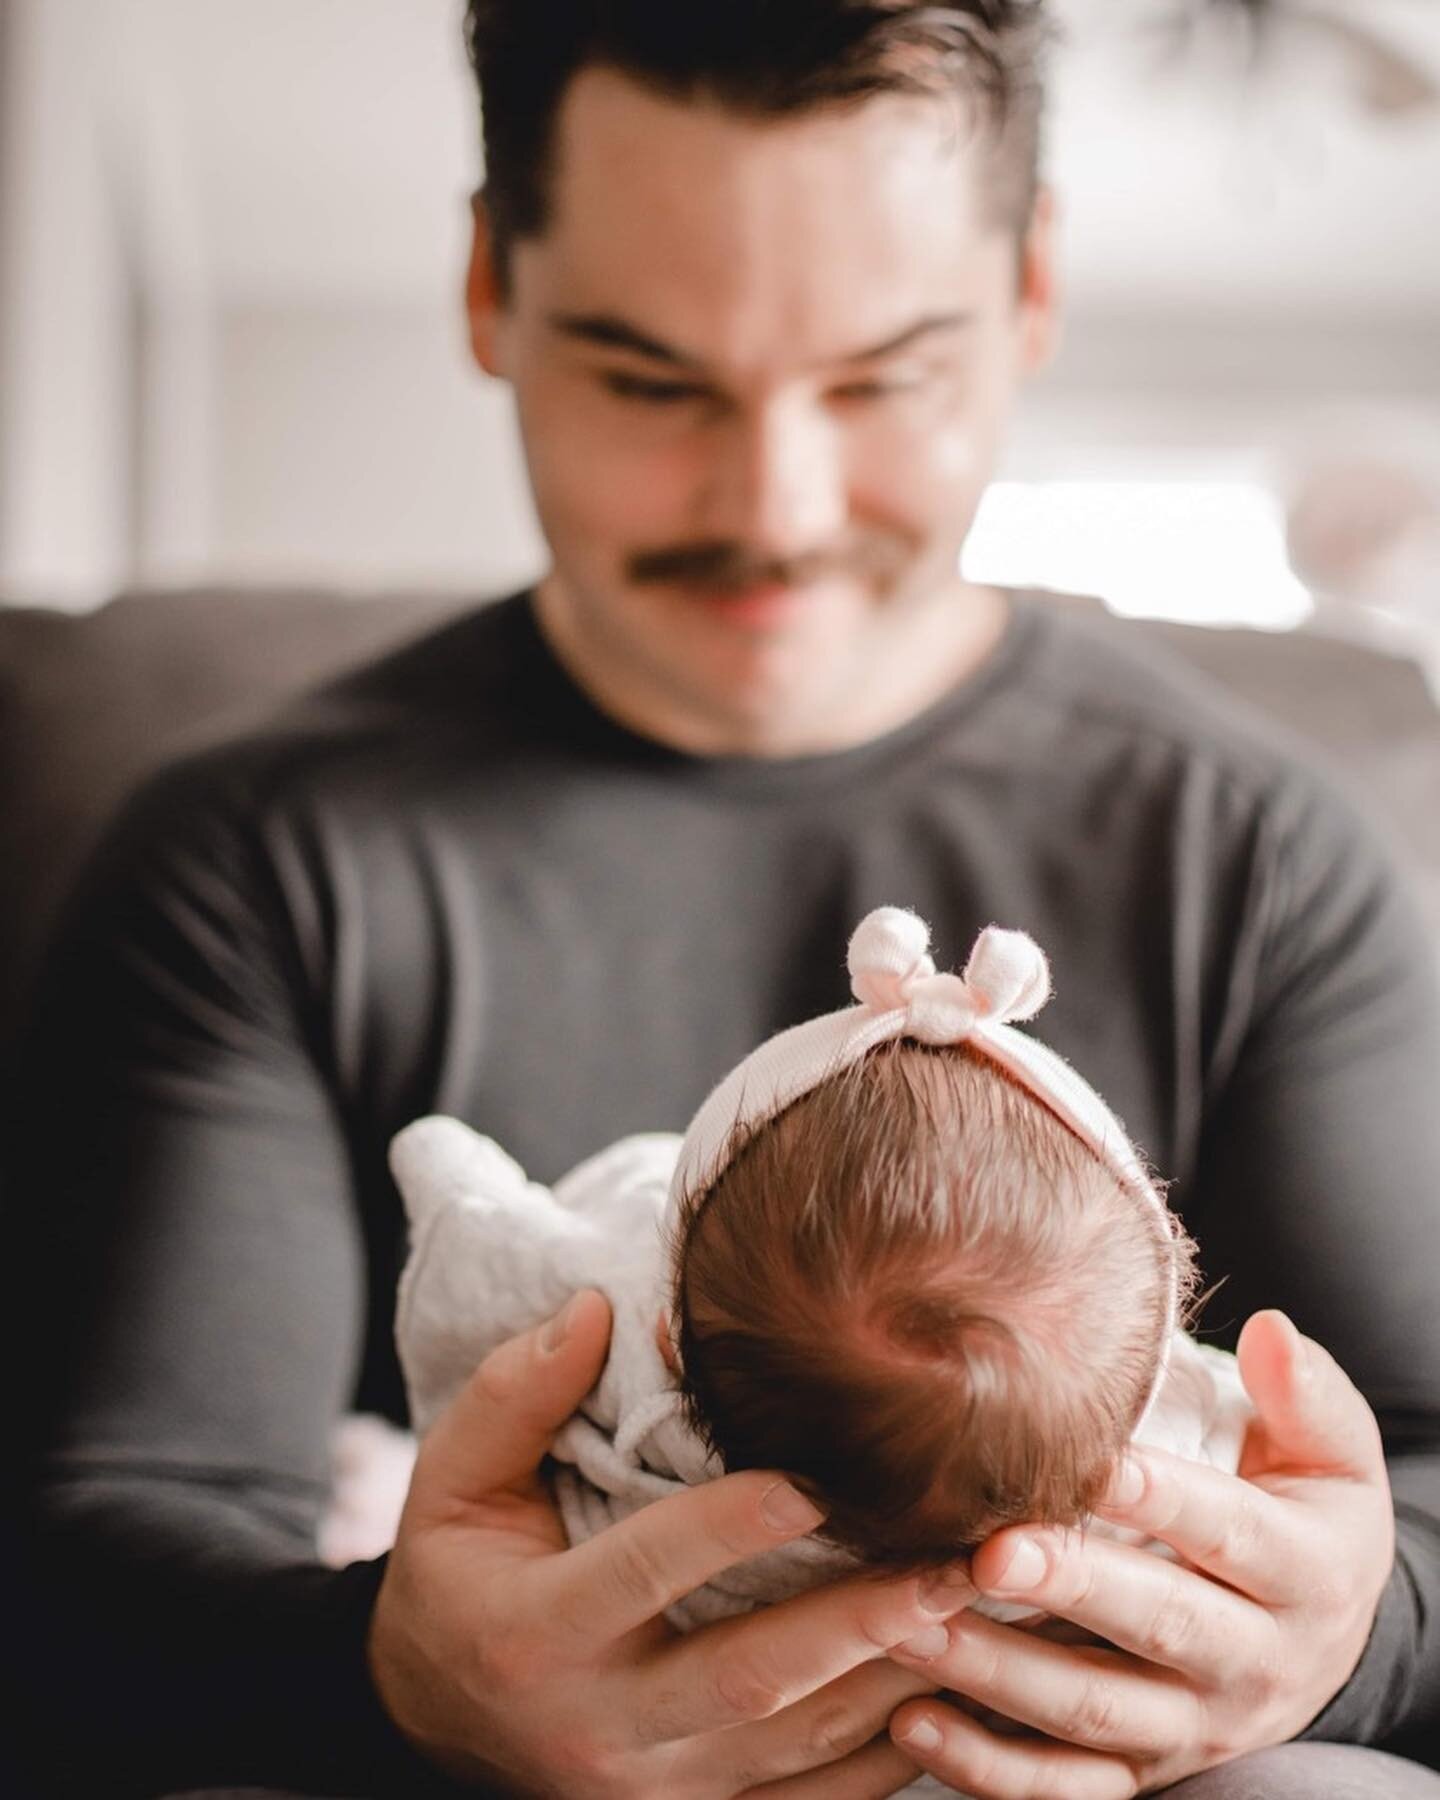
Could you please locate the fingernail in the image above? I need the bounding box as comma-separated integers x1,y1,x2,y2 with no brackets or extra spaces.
919,1560,975,1614
542,1293,582,1353
899,1624,951,1660
989,1536,1046,1594
760,1480,826,1534
1106,1454,1145,1507
899,1715,943,1751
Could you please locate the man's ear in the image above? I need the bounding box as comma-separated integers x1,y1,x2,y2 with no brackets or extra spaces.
1016,185,1062,376
465,189,508,378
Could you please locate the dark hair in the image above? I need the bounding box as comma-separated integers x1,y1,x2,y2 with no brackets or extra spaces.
464,2,1052,290
669,1040,1195,1566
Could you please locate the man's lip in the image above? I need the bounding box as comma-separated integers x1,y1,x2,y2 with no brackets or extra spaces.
673,578,821,623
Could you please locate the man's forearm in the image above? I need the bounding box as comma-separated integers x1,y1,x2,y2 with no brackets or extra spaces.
1299,1459,1440,1757
17,1470,459,1798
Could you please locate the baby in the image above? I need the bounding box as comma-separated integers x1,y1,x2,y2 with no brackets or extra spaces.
383,906,1252,1640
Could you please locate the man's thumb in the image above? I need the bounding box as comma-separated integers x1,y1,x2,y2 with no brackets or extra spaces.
412,1288,613,1511
1237,1308,1384,1481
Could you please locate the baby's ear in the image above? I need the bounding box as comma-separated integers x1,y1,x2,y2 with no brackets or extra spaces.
655,1308,681,1375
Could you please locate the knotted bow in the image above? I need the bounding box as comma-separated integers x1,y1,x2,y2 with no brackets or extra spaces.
847,906,1052,1044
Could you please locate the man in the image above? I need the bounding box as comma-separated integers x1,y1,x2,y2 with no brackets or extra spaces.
10,4,1440,1796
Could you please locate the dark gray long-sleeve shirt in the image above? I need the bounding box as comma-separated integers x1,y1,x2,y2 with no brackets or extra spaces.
8,590,1440,1795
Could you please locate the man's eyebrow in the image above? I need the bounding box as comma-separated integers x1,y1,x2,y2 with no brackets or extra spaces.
838,312,973,362
547,310,973,371
548,313,704,369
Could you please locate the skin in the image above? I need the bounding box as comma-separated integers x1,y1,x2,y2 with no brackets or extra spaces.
369,63,1396,1799
887,1311,1394,1797
465,68,1055,757
371,1288,972,1798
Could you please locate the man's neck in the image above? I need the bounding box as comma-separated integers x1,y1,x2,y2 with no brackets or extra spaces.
533,575,1011,760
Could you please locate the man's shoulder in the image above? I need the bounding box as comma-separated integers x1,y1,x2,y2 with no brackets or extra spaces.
123,591,545,826
1012,593,1436,937
52,593,553,935
267,586,544,763
1011,592,1348,813
1020,595,1288,758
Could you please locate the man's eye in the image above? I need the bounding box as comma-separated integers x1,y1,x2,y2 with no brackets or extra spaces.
600,372,706,405
829,376,920,403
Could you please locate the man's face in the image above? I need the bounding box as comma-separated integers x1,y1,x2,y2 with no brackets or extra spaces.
468,66,1056,754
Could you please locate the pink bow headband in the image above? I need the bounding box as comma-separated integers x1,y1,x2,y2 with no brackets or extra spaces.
668,907,1181,1418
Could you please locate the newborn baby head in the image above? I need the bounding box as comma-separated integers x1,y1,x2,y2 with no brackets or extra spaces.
664,912,1196,1567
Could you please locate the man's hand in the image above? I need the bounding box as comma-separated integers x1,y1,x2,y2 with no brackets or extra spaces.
885,1310,1395,1798
369,1289,973,1799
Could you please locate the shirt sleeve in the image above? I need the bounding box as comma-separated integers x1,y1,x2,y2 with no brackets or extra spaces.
1184,768,1440,1757
4,761,459,1798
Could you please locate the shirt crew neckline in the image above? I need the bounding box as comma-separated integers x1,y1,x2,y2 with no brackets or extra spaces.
516,588,1046,798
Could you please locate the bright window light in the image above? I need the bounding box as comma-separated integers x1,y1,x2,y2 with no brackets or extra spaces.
963,480,1315,631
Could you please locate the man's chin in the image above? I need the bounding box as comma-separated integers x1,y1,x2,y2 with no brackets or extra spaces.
665,646,865,757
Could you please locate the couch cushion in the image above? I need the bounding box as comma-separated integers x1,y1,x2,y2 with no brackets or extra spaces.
1109,609,1440,939
0,587,468,1053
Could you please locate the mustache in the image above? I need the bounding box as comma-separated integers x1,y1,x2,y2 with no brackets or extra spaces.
626,539,903,590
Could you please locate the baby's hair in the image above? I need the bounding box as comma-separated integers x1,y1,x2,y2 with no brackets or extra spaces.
669,1039,1196,1565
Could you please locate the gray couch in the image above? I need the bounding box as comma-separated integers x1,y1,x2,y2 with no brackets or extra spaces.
2,585,1438,1064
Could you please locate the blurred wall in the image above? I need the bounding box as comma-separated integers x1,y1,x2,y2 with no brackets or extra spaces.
2,0,1438,616
215,308,543,594
0,0,136,605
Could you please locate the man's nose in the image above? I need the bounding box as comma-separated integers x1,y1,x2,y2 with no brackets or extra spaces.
696,397,847,561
